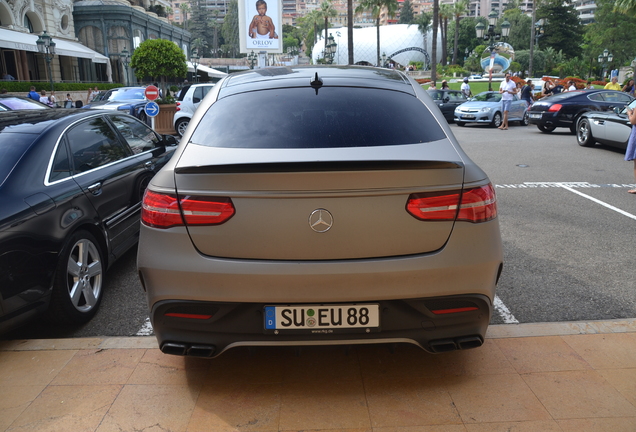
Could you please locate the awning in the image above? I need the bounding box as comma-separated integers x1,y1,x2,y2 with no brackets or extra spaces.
187,62,228,79
0,28,109,64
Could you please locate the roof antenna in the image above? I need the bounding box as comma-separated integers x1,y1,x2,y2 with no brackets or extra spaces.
310,72,323,95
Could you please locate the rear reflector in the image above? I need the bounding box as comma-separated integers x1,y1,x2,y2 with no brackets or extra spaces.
431,307,479,315
142,190,235,229
406,183,497,223
165,312,213,319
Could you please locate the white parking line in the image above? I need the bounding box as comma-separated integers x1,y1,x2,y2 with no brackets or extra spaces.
136,317,153,336
494,295,519,324
559,184,636,221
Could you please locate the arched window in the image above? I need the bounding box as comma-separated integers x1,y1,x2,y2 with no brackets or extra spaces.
23,15,33,33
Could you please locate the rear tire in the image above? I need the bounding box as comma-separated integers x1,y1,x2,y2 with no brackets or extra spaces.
576,118,596,147
176,118,189,137
48,231,104,324
490,112,502,128
538,124,556,133
520,111,529,126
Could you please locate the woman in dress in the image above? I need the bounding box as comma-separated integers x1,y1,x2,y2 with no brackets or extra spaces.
626,106,636,193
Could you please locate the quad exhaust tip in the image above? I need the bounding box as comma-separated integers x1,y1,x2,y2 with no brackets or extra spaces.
161,342,216,357
429,335,483,353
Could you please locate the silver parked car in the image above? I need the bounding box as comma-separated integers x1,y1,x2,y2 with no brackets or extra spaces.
455,91,529,128
576,99,636,149
137,66,503,358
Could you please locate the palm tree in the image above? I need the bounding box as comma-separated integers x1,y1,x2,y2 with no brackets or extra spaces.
356,0,399,66
179,2,191,30
191,38,208,58
431,0,438,86
413,12,431,69
439,3,453,66
165,6,173,22
451,0,469,64
615,0,636,13
320,1,338,58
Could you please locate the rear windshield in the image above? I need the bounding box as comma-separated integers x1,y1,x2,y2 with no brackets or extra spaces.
190,87,446,148
0,133,36,187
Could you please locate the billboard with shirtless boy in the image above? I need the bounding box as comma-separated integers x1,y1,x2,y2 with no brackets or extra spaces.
239,0,282,53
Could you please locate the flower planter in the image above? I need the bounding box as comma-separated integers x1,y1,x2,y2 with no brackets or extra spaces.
152,104,177,135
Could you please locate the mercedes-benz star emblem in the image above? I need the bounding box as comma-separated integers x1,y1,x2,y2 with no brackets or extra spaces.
309,209,333,233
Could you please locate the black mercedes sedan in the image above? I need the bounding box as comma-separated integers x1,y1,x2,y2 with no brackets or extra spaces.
528,89,634,134
0,109,177,332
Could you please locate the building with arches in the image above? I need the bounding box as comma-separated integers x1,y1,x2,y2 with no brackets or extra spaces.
0,0,189,84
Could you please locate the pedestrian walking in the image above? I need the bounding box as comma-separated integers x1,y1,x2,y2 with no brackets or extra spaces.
626,105,636,194
498,73,517,130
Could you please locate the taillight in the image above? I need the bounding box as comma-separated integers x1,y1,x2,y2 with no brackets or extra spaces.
141,190,235,229
175,101,181,111
547,103,562,112
406,184,497,223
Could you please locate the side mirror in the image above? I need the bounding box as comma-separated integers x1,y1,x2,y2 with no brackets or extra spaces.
163,135,178,146
193,97,201,104
613,106,621,114
443,97,450,103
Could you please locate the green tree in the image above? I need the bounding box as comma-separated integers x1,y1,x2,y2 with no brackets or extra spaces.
189,0,214,56
585,0,636,70
503,8,532,51
514,49,546,76
451,0,469,64
399,0,415,24
356,0,399,66
191,38,208,59
320,1,338,58
413,12,432,69
179,2,191,30
439,3,453,65
221,0,239,58
537,0,584,59
615,0,636,14
130,39,187,98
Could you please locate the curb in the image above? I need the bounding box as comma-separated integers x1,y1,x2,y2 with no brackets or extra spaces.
1,318,634,352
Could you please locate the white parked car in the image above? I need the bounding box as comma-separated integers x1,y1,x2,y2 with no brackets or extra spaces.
173,83,215,137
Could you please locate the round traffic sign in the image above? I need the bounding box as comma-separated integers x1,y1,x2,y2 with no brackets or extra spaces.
144,101,160,117
145,85,159,101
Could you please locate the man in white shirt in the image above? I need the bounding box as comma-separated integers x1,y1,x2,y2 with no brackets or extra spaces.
498,73,517,130
461,77,472,98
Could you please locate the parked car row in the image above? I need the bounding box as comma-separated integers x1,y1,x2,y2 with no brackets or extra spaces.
0,109,177,332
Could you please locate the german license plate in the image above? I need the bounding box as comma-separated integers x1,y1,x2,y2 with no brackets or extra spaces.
530,113,541,119
462,114,475,119
264,304,380,332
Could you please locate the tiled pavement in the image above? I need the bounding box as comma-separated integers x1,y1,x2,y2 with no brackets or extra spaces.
1,319,635,432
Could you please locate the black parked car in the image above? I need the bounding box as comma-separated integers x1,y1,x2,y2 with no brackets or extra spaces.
0,109,177,332
528,89,634,133
427,89,467,122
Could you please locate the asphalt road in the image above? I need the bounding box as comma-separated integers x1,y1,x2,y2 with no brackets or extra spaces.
4,121,636,340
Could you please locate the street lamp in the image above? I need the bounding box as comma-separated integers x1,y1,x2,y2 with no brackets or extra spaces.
534,19,545,49
36,30,56,93
475,9,510,91
119,47,131,86
190,49,200,82
247,50,257,69
598,49,613,80
335,31,341,65
381,52,387,68
324,33,336,64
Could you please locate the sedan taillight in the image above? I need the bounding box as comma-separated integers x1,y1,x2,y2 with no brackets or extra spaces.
142,190,235,229
547,103,562,112
406,184,497,223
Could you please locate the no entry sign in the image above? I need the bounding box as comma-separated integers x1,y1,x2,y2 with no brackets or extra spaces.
145,85,159,101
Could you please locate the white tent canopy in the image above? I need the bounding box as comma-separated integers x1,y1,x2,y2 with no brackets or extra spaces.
187,62,228,79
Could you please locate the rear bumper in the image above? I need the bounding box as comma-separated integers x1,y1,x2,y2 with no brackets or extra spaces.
150,294,492,357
